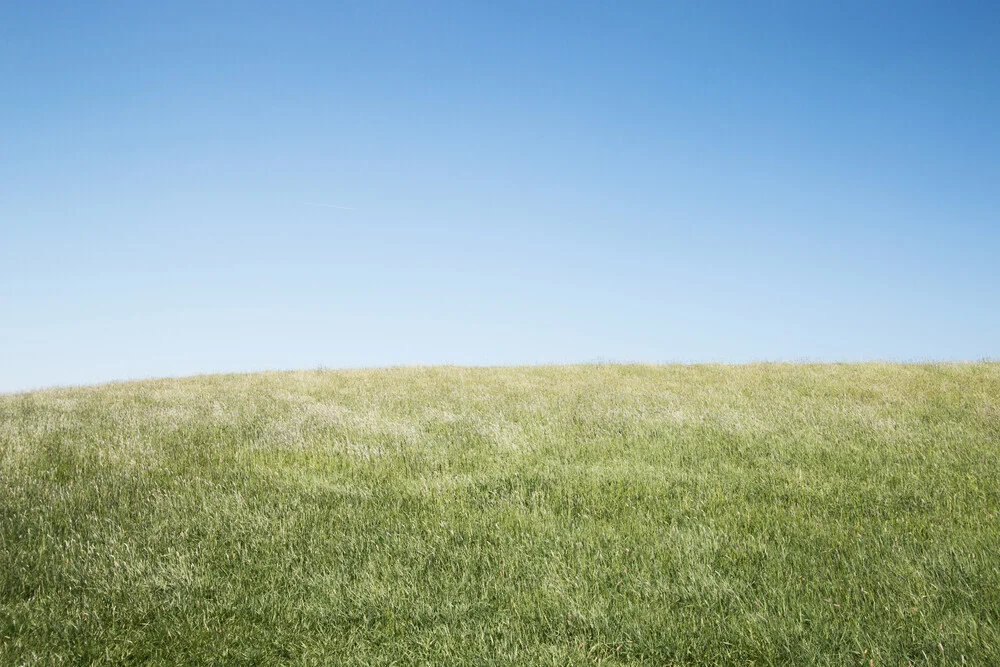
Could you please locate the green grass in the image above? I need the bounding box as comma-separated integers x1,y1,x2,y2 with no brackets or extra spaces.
2,364,999,665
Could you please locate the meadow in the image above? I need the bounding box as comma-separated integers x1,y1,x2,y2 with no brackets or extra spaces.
1,363,998,665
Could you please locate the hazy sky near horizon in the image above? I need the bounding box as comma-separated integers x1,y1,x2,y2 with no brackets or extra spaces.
2,1,999,392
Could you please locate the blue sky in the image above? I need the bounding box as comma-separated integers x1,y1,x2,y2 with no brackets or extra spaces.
2,1,998,392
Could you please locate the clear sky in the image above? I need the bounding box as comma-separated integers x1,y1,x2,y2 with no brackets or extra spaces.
2,1,998,392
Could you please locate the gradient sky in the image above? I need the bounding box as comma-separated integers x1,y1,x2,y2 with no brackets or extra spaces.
2,1,998,392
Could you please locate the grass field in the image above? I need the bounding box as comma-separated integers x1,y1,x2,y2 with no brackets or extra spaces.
1,364,999,665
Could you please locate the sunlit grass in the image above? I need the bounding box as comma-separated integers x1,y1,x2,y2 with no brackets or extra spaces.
2,363,999,664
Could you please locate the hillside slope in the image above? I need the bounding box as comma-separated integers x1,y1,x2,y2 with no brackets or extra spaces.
2,364,999,664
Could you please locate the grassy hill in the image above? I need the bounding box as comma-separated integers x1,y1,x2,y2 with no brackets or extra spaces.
2,363,999,665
